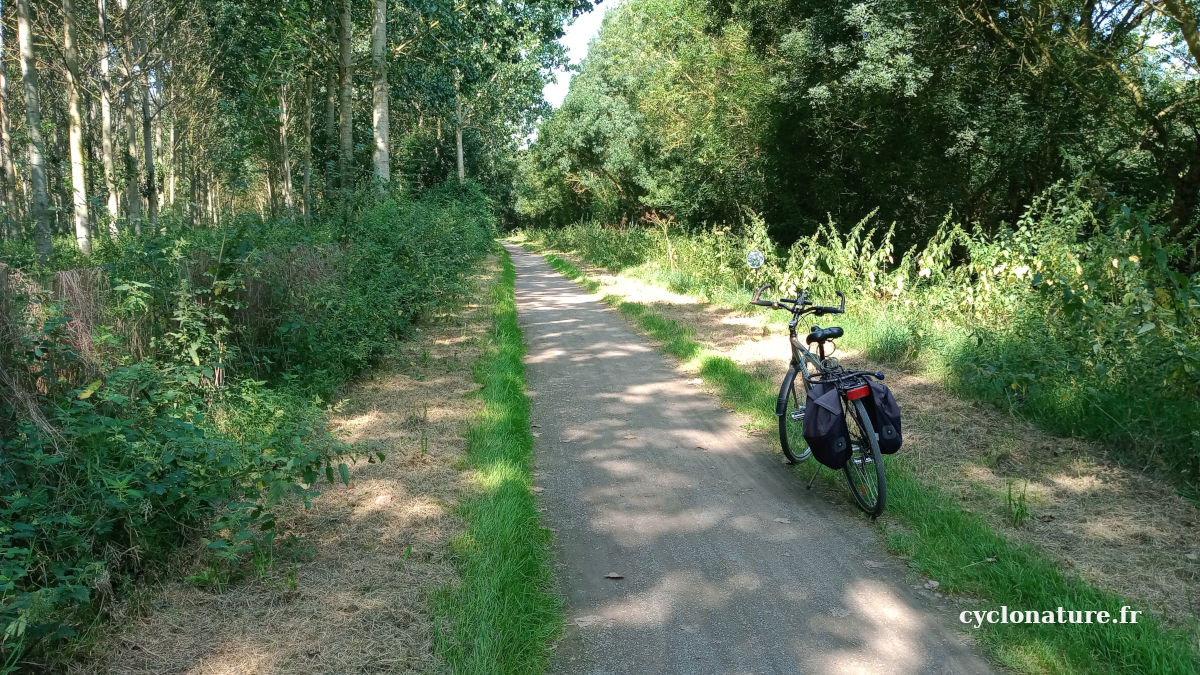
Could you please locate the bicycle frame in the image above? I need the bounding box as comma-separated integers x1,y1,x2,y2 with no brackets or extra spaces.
752,280,888,516
786,311,832,386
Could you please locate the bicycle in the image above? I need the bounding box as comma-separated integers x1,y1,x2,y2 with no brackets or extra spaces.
748,270,887,517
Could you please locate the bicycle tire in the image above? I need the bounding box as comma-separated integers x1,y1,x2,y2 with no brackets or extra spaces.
777,361,815,464
843,398,886,517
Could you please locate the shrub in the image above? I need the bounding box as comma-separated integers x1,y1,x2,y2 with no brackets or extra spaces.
0,183,495,666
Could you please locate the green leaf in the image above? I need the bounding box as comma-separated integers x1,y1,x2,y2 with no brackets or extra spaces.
77,381,103,400
337,463,351,486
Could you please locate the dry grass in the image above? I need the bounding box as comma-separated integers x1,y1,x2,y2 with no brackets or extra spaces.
78,256,499,675
53,267,110,367
0,263,65,449
558,250,1200,629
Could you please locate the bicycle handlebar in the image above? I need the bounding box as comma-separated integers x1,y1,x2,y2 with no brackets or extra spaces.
750,283,776,307
749,286,846,316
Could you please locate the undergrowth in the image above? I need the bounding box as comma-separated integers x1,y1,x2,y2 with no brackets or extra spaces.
0,183,495,668
433,245,559,673
528,243,1200,674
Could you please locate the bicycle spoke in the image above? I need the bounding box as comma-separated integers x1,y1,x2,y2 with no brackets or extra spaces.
843,400,885,516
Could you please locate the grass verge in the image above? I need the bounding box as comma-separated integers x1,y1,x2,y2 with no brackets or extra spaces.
433,244,560,673
530,244,1200,675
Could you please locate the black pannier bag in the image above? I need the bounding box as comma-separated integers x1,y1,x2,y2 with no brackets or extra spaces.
864,380,903,454
803,380,851,469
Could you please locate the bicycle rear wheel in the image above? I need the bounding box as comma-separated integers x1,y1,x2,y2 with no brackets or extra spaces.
777,361,816,464
843,399,886,517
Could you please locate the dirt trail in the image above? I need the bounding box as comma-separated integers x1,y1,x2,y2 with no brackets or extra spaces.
82,259,497,674
505,243,993,674
573,256,1200,629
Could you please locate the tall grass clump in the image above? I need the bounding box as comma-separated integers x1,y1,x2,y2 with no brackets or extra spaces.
514,220,655,270
520,185,1200,487
0,183,495,668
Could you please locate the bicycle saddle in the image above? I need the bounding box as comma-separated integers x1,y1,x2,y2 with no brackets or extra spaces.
806,326,843,344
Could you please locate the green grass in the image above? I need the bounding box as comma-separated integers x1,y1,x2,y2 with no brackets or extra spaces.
526,242,1200,675
433,244,560,673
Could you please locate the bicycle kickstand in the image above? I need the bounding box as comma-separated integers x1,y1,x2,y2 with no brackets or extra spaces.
806,467,819,490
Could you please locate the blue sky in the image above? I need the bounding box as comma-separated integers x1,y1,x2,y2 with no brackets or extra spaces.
542,1,621,108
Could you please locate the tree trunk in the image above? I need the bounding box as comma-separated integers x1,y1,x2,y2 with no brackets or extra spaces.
96,0,119,235
65,0,90,253
303,72,313,222
16,0,50,261
49,111,64,237
324,66,336,189
120,0,140,232
125,87,140,231
455,91,465,183
265,159,277,218
207,171,216,225
0,0,18,238
87,95,100,237
167,116,175,206
280,82,294,211
139,31,157,231
189,137,198,225
338,0,353,194
142,79,156,230
1170,141,1200,268
371,0,389,189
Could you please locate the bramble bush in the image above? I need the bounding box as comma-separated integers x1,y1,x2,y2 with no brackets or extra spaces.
0,183,495,667
519,186,1200,487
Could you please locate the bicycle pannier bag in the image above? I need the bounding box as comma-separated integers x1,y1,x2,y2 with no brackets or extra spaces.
864,380,903,454
803,380,851,469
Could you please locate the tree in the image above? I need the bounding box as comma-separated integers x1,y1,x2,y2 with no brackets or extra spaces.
140,9,157,232
372,0,389,188
0,0,589,253
0,0,18,238
120,0,141,230
338,0,353,194
281,82,294,210
954,0,1200,253
96,0,120,235
16,0,50,261
65,0,90,252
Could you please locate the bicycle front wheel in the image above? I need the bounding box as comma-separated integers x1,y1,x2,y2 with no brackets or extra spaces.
777,362,815,464
843,398,886,517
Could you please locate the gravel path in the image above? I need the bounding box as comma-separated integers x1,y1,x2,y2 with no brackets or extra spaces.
505,243,994,674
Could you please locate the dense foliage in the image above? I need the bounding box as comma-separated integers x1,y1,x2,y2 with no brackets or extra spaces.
520,0,1200,258
0,185,494,665
0,0,591,258
519,187,1200,488
517,0,1200,483
0,0,594,665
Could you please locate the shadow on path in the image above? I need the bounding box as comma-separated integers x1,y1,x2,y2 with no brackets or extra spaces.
505,243,994,674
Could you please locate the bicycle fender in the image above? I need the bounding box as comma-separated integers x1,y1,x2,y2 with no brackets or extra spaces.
776,367,798,417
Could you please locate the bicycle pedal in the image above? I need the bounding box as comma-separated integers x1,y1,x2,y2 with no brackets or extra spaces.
789,409,805,421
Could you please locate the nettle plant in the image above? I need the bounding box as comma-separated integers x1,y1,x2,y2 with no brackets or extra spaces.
0,288,353,660
779,210,898,300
